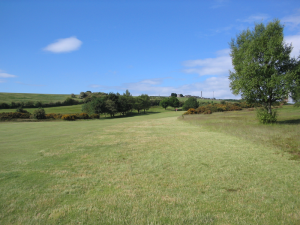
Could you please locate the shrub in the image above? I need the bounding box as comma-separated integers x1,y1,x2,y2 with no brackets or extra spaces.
15,107,29,113
61,114,77,120
0,112,31,120
294,102,300,107
77,113,90,119
90,114,100,119
71,93,76,98
182,97,199,110
256,108,277,124
184,108,197,115
33,108,46,119
45,113,62,119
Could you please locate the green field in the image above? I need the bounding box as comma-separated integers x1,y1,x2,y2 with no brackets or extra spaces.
0,92,78,104
1,106,300,224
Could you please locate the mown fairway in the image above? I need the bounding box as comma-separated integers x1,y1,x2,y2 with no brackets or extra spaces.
1,107,300,224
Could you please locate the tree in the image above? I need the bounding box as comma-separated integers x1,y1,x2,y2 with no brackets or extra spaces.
182,97,199,110
140,94,151,113
105,99,117,117
180,94,184,97
169,96,179,110
229,19,300,118
171,93,177,97
160,98,169,110
134,96,143,113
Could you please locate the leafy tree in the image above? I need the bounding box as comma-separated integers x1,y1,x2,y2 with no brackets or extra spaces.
79,92,87,99
229,19,300,118
182,97,199,110
160,98,169,110
105,99,117,117
180,94,184,97
134,96,143,113
140,94,151,113
169,96,179,110
171,93,177,97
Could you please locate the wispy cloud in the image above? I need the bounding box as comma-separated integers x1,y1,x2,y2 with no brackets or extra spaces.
89,76,238,99
284,35,300,58
43,36,82,53
238,13,270,23
210,0,228,9
16,81,45,87
182,49,232,76
0,70,17,78
282,13,300,29
0,79,6,83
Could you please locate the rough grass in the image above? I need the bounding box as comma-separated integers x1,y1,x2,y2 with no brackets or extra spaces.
1,108,300,224
180,106,300,159
0,92,79,104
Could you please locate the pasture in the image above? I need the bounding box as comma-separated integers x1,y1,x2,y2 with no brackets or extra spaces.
0,106,300,224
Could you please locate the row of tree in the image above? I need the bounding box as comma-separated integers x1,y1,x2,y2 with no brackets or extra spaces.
82,90,151,117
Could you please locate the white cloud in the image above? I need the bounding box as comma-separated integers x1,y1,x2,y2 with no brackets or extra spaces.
182,49,232,76
282,14,300,28
43,36,82,53
0,70,17,78
89,77,239,99
284,35,300,58
239,14,270,23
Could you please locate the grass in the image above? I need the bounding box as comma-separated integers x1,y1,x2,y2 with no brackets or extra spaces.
0,92,79,104
1,106,300,224
180,105,300,159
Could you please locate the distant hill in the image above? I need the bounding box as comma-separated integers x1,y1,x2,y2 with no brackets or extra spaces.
0,92,77,104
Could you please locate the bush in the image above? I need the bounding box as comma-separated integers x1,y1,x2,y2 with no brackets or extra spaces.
33,108,46,119
45,113,62,119
294,102,300,107
61,114,77,120
256,108,277,124
0,112,31,120
77,113,90,119
71,93,76,98
90,114,100,119
15,107,29,113
182,97,199,110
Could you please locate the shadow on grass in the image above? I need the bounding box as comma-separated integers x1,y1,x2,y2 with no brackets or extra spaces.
101,111,161,120
277,119,300,124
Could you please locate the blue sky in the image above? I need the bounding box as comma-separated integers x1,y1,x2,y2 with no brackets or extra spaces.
1,0,300,98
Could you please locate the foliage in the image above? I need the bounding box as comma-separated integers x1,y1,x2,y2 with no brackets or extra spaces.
229,19,300,121
134,96,143,114
184,103,242,115
0,112,31,120
61,114,77,121
180,94,184,97
294,102,300,107
33,108,46,119
160,98,169,109
105,99,118,117
256,108,278,124
182,97,199,110
45,113,62,119
90,114,100,119
15,107,29,113
140,94,151,113
71,93,76,98
171,93,177,97
79,92,88,99
169,96,179,109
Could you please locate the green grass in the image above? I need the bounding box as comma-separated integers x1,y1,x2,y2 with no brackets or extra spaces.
1,106,300,224
0,92,79,104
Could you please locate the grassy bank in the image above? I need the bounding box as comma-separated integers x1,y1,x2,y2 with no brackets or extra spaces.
1,107,300,224
0,92,78,104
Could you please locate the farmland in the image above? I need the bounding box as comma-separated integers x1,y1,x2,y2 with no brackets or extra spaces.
1,100,300,224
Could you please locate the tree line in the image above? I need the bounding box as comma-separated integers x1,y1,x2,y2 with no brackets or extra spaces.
82,90,152,117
